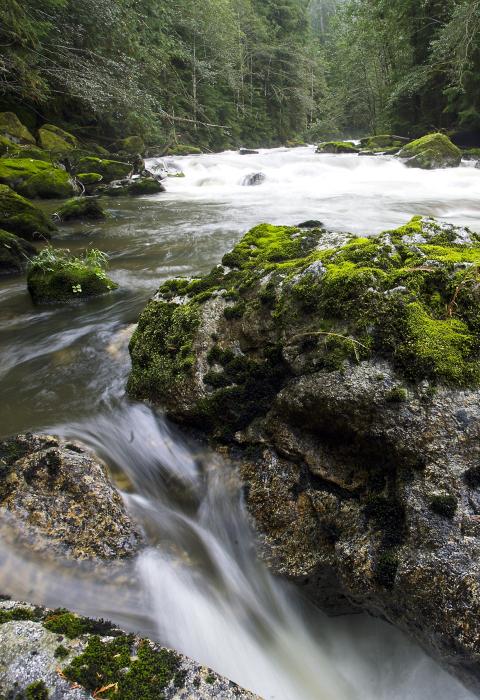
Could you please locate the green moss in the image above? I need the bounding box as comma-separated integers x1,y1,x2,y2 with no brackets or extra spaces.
38,125,78,152
0,228,36,275
0,184,56,240
167,144,202,156
63,634,184,699
398,133,461,169
76,157,132,183
316,141,359,154
27,247,117,304
429,494,458,518
56,197,108,222
464,466,480,488
77,172,103,186
128,178,164,195
25,680,48,700
0,158,75,199
44,612,89,638
224,301,246,320
54,645,69,659
385,386,408,403
205,673,216,684
128,300,200,403
0,607,41,624
375,550,399,589
0,112,35,144
359,135,407,151
116,135,145,154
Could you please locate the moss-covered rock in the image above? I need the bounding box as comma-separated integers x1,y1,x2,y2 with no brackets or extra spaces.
167,144,202,156
128,177,165,195
359,134,410,151
397,133,462,169
0,112,36,145
0,229,37,275
38,124,78,152
0,185,57,240
116,135,145,154
0,158,76,199
56,197,108,222
316,141,359,154
76,156,132,182
76,172,103,187
27,247,117,304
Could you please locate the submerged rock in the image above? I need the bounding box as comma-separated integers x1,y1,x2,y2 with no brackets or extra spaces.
0,434,138,560
56,196,108,222
316,141,359,154
239,148,259,155
128,216,480,692
0,185,57,240
0,229,37,275
397,133,462,169
0,112,36,145
0,600,260,700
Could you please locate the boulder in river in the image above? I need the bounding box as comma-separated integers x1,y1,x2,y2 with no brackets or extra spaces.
0,600,260,700
75,156,132,183
0,229,37,275
56,196,109,222
242,172,265,186
0,184,57,240
397,133,462,169
128,216,480,692
0,433,138,560
316,141,359,154
38,124,79,152
359,134,410,151
27,246,117,304
239,148,259,155
0,158,77,199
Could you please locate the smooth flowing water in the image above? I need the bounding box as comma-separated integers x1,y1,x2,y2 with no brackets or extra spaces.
1,147,480,699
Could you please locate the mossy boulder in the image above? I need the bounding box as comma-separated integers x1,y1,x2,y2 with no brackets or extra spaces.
316,141,359,154
0,112,35,145
115,135,145,154
76,172,103,187
167,144,202,156
27,247,117,304
76,156,132,182
38,124,78,152
128,177,165,195
0,185,56,240
0,158,76,199
128,216,480,691
0,229,37,275
397,133,462,169
56,197,108,222
359,134,410,151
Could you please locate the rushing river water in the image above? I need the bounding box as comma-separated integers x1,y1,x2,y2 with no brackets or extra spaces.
1,146,480,699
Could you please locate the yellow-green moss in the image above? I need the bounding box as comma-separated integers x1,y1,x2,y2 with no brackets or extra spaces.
56,197,108,221
398,133,462,169
316,141,359,154
76,157,132,182
0,158,75,199
0,112,35,144
38,125,78,152
0,184,57,240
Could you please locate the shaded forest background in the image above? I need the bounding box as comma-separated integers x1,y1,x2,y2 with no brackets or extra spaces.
1,0,479,148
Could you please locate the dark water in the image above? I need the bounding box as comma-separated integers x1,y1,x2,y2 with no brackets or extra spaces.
1,147,479,698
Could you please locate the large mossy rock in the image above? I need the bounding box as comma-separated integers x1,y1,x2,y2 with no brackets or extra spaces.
0,601,259,700
0,229,36,275
27,247,117,304
0,433,139,560
0,185,56,240
397,133,462,169
0,112,35,145
359,134,410,151
0,158,76,198
38,124,78,152
115,134,145,154
128,217,480,692
316,141,359,154
56,196,108,222
76,156,132,183
127,176,165,195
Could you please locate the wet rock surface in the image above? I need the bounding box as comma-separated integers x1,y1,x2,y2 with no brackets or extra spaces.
0,601,261,700
0,434,140,560
128,216,480,692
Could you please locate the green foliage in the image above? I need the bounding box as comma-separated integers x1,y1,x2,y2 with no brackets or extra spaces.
429,494,458,518
25,680,49,700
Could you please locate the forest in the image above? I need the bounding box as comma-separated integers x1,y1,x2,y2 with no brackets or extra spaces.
1,0,479,149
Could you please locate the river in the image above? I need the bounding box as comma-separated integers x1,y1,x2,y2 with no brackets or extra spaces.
1,146,479,699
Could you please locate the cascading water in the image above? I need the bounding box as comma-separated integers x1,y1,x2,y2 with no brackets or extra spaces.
1,146,480,698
